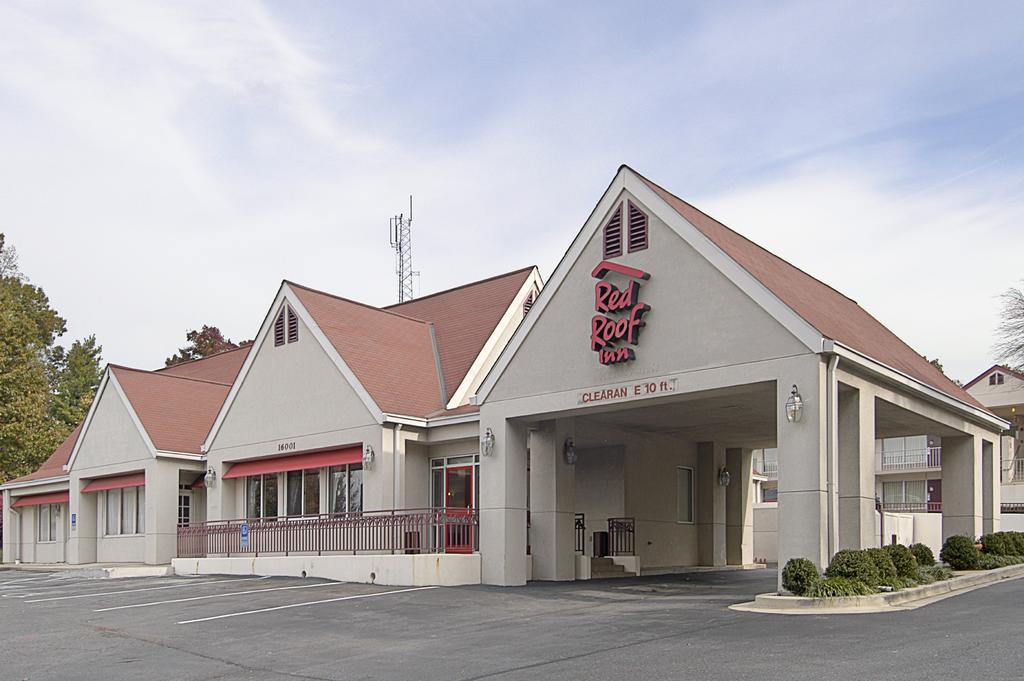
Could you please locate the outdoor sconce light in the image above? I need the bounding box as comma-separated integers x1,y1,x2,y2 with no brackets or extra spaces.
481,428,495,457
563,437,577,465
362,444,375,470
204,466,217,488
785,384,804,423
717,466,731,487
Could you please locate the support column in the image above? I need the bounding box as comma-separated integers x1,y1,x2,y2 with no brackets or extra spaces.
837,388,876,550
529,419,576,581
777,361,828,589
145,461,181,565
982,439,999,535
726,447,753,566
67,478,97,565
1,489,13,563
697,441,726,567
479,409,528,586
942,435,983,540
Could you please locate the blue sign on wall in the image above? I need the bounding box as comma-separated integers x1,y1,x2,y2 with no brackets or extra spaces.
240,523,249,549
71,513,77,530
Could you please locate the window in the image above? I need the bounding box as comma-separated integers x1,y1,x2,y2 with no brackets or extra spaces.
286,469,320,517
676,466,694,523
430,455,481,511
627,201,648,252
105,486,145,535
990,372,1005,385
38,503,58,542
247,474,279,519
178,490,191,526
883,480,926,505
329,464,363,514
602,205,623,259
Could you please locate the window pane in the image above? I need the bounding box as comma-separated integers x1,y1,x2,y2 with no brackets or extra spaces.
431,468,444,508
178,494,190,526
882,481,903,504
247,476,262,518
264,475,278,518
348,466,363,513
50,504,58,540
906,480,927,504
138,487,145,533
287,470,302,516
39,504,50,541
330,467,348,514
676,468,693,523
303,468,320,516
107,490,120,535
122,487,137,535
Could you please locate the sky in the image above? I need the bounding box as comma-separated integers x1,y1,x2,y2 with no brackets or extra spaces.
1,1,1022,383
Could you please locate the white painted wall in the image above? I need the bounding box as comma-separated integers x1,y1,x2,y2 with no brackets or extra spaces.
753,503,778,563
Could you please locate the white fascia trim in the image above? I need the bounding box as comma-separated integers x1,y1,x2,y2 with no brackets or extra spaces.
155,450,207,461
202,283,387,453
64,368,110,471
474,167,825,403
829,341,1010,432
383,412,481,428
446,268,543,409
0,475,70,492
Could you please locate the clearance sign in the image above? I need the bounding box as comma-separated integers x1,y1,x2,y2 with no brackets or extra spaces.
590,261,650,365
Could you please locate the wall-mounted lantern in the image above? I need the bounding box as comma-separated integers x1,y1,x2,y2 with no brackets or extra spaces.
785,384,804,423
204,466,217,488
563,437,577,465
717,466,731,487
362,444,376,470
481,428,495,457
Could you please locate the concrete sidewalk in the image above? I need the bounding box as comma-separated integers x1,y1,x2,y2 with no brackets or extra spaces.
1,563,173,579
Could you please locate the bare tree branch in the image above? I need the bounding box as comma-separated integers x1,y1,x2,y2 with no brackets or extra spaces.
995,282,1024,369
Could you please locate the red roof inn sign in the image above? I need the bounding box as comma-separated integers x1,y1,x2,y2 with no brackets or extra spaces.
590,261,651,365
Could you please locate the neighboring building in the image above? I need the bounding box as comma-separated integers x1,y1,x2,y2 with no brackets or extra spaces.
965,365,1024,520
1,166,1007,589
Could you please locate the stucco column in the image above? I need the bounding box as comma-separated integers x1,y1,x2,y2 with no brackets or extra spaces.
942,434,983,540
837,387,876,550
529,419,576,581
1,489,13,563
982,439,999,535
145,461,180,565
67,478,98,565
725,447,753,566
697,441,726,567
777,361,828,588
479,408,528,586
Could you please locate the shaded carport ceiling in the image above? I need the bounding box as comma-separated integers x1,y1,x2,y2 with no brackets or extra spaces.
575,381,777,447
872,393,967,439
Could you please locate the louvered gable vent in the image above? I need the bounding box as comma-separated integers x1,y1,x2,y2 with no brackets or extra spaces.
274,307,286,346
627,201,648,252
523,291,535,316
602,205,623,259
287,306,299,343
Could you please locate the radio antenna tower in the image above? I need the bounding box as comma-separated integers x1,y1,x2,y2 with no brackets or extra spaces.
389,195,417,303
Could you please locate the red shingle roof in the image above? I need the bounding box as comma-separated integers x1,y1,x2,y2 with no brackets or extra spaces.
635,169,987,411
156,344,250,385
111,366,230,454
386,267,534,397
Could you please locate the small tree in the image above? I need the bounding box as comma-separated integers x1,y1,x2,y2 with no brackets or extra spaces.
165,325,241,366
995,282,1024,369
48,335,103,430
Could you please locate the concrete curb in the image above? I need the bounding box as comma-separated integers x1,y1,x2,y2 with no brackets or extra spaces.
730,563,1024,615
3,564,174,579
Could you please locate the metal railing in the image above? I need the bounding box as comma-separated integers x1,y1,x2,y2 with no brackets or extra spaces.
881,501,941,513
607,517,635,556
177,507,478,558
1007,459,1024,483
879,447,942,472
756,461,778,480
574,513,586,554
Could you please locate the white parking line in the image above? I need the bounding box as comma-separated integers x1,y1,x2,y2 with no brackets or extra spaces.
0,575,59,586
178,586,439,624
26,576,270,603
4,577,179,598
94,580,342,611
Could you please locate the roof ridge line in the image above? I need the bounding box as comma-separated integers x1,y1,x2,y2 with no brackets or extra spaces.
284,280,432,325
964,363,1024,390
109,364,233,387
383,266,535,309
154,344,251,372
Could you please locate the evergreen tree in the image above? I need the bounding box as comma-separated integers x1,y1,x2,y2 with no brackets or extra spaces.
49,335,103,430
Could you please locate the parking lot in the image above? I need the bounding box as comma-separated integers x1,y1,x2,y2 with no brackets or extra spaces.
2,566,1023,680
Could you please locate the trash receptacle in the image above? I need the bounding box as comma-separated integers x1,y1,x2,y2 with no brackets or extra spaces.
593,531,609,558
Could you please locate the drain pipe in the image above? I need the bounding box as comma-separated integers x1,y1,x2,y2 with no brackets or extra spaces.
10,507,21,564
825,354,840,563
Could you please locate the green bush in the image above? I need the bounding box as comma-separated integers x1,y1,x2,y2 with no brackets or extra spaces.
782,558,820,596
909,543,936,567
940,535,979,570
827,549,880,586
922,565,954,581
807,577,874,598
915,569,936,585
883,544,919,580
867,547,898,584
977,554,1024,570
998,532,1024,556
981,533,1009,556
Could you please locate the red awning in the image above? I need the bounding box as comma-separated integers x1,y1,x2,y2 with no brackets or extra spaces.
12,491,70,508
192,474,206,489
223,446,362,479
81,473,146,493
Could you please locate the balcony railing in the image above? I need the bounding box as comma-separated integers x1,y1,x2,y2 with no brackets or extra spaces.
607,517,635,556
574,513,586,554
176,507,478,559
881,501,941,513
879,447,942,472
1004,459,1024,483
755,461,778,480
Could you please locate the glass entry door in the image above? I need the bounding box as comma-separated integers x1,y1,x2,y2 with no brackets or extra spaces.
445,466,474,553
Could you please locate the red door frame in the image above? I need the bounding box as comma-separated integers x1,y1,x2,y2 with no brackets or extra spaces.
445,465,474,553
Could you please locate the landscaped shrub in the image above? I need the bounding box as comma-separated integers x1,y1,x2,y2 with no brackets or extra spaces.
981,533,1009,556
940,535,979,570
1004,532,1024,556
883,544,919,580
826,549,880,586
909,543,936,567
807,577,874,598
922,565,954,581
866,547,898,585
782,558,820,596
977,554,1024,570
